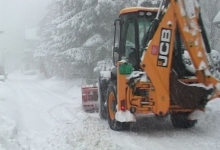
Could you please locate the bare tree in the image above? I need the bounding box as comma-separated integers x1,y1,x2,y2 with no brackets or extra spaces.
200,0,220,50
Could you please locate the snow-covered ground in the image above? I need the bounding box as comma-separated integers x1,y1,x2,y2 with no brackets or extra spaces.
0,72,220,150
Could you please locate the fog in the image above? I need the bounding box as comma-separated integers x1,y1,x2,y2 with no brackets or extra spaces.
0,0,51,73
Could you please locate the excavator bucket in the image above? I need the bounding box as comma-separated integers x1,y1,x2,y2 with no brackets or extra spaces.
81,80,99,113
170,70,213,109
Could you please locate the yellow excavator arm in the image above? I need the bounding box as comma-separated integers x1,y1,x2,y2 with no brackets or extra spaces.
140,0,220,115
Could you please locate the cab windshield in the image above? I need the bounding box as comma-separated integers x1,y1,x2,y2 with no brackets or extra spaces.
119,11,157,67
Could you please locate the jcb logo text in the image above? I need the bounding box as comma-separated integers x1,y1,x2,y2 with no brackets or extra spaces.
157,28,171,67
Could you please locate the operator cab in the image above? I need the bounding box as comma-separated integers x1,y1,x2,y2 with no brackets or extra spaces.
113,7,158,70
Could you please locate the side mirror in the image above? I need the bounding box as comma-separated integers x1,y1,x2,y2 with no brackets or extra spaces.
213,11,220,28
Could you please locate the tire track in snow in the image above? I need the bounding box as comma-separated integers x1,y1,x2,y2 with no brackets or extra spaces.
8,79,77,127
6,80,53,132
48,102,81,124
32,102,125,150
13,79,121,150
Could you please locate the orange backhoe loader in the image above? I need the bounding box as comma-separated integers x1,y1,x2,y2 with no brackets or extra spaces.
98,0,220,131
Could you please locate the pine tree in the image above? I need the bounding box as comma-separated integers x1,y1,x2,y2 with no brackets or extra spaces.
36,0,165,80
199,0,220,50
35,1,60,78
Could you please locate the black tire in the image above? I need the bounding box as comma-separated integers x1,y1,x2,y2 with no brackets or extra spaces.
98,78,107,119
107,83,130,131
170,112,197,128
98,93,107,119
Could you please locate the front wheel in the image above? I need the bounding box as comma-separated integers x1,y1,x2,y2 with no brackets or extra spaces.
107,83,130,131
170,112,197,129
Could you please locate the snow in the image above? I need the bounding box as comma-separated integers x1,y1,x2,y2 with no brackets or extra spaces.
182,51,196,73
0,115,17,139
215,82,220,91
99,71,111,78
188,82,213,90
182,50,220,79
197,51,203,58
125,71,149,84
1,71,220,149
211,50,220,63
204,68,212,76
188,110,205,120
115,110,136,122
167,21,172,26
185,0,196,19
140,73,148,82
193,0,200,8
83,34,103,47
94,59,114,72
179,0,186,16
126,71,145,80
213,11,220,24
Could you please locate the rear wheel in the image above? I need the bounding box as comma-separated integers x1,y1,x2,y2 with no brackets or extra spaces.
98,93,107,119
98,78,107,119
107,83,130,131
170,112,197,128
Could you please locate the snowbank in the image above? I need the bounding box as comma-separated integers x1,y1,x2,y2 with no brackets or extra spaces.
0,115,20,150
0,77,29,150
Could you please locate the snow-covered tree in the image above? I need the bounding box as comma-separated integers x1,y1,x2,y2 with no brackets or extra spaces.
200,0,220,50
36,0,87,79
35,1,60,78
36,0,176,80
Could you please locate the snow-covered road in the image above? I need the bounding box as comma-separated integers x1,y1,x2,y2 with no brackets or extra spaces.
0,72,220,150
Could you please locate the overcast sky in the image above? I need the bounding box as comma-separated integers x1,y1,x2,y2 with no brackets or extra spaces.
0,0,52,72
0,0,51,33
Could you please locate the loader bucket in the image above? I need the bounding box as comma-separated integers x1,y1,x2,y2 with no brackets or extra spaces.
81,84,99,112
170,70,213,109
